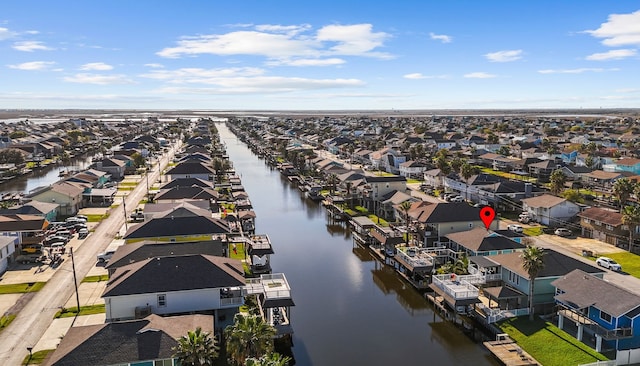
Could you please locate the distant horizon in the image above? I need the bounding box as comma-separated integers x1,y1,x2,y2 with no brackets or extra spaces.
2,2,640,110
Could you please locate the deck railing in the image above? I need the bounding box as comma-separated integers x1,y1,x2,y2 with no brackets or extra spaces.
432,274,479,300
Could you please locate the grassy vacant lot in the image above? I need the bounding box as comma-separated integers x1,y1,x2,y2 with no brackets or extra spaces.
22,349,54,365
85,213,109,222
0,282,46,294
523,227,544,236
600,252,640,278
498,317,609,366
82,275,110,283
54,304,105,318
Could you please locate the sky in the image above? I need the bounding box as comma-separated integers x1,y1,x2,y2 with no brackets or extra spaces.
1,1,640,110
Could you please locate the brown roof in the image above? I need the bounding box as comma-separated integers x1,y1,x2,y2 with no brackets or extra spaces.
615,158,640,166
577,207,623,227
521,194,566,208
50,181,86,197
586,170,623,180
0,214,48,232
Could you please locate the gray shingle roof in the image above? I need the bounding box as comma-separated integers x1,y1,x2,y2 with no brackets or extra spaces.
123,214,230,239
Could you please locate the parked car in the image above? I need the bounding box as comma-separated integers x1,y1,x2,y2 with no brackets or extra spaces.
507,224,524,233
450,196,464,202
554,228,572,237
78,228,89,239
44,235,69,245
97,250,116,263
596,257,622,271
518,212,531,224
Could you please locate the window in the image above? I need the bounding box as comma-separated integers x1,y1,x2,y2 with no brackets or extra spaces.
600,310,612,323
595,220,601,226
606,225,613,231
154,360,173,366
157,294,166,307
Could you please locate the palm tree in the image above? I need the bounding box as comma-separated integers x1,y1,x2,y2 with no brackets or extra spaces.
345,181,353,209
613,178,635,210
622,205,640,252
225,313,276,366
173,327,219,366
434,156,451,175
326,173,339,196
521,246,545,321
460,163,476,200
549,169,566,195
399,201,413,244
245,353,292,366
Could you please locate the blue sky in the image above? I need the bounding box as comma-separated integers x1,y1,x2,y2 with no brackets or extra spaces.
1,1,640,110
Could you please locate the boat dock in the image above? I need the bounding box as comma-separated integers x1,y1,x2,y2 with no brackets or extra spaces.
483,334,540,366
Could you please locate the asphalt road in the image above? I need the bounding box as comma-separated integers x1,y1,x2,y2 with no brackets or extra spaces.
0,141,179,365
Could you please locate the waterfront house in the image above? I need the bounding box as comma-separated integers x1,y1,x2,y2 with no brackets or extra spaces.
0,236,18,274
153,185,219,203
520,194,580,226
44,314,214,366
122,206,230,244
552,269,640,357
94,157,127,179
0,201,58,222
411,202,498,246
485,249,604,314
105,239,226,276
29,181,86,216
445,227,525,257
159,177,213,190
103,254,245,322
165,160,215,181
577,207,632,249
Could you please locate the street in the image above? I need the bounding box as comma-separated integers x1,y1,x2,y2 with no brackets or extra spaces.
0,140,178,365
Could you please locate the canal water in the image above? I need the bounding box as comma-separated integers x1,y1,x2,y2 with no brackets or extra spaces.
0,155,94,195
218,123,499,366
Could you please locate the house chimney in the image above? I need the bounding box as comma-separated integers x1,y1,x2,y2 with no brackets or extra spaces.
525,183,532,198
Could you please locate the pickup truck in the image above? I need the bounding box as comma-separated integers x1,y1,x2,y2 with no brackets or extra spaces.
16,253,46,264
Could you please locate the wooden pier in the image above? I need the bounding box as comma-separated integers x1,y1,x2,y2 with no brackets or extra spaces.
483,334,540,366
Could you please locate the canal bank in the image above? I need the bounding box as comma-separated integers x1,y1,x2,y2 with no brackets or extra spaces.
218,122,499,366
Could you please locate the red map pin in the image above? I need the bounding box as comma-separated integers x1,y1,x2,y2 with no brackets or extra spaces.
479,206,496,230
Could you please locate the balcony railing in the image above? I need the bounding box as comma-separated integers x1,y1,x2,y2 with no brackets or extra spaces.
432,274,479,300
220,297,243,307
559,308,633,340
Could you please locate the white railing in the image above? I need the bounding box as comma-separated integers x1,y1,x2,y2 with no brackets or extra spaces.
432,274,479,300
486,307,530,323
578,361,616,366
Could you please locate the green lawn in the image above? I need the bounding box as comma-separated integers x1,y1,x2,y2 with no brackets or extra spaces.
407,178,422,184
82,275,110,283
0,314,16,333
600,252,640,278
498,317,609,366
355,206,369,214
0,282,46,294
523,227,544,236
22,349,55,365
229,243,246,260
85,213,108,222
478,167,537,182
368,215,389,227
54,304,106,318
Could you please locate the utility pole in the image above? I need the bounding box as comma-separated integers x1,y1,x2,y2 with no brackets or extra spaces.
122,196,128,231
70,247,80,313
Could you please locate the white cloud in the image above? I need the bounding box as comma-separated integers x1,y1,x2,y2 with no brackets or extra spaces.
63,73,135,85
144,63,165,68
485,50,523,62
586,10,640,46
429,32,452,43
464,72,496,79
12,41,54,52
0,27,17,40
157,23,391,61
403,73,448,79
140,67,265,83
80,62,114,71
154,76,364,94
25,30,39,35
537,68,618,74
585,49,637,60
267,58,346,67
7,61,55,70
615,88,640,93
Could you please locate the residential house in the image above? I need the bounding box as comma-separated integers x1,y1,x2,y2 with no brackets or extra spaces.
105,240,226,276
103,254,245,322
44,314,214,366
153,186,219,203
423,168,445,189
485,249,604,314
410,202,498,246
610,158,640,175
362,175,407,216
578,207,634,250
399,160,427,179
521,194,580,226
584,170,625,192
0,236,19,274
445,227,525,257
0,214,48,246
159,177,213,190
0,201,58,222
553,269,640,357
93,157,127,179
29,181,86,216
528,159,562,183
165,161,215,181
122,206,230,244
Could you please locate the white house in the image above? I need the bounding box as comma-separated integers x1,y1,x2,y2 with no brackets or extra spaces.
103,254,246,322
0,235,19,274
399,160,427,179
521,194,580,226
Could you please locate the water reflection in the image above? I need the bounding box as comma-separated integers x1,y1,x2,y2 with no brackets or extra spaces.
0,155,94,194
218,123,498,366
